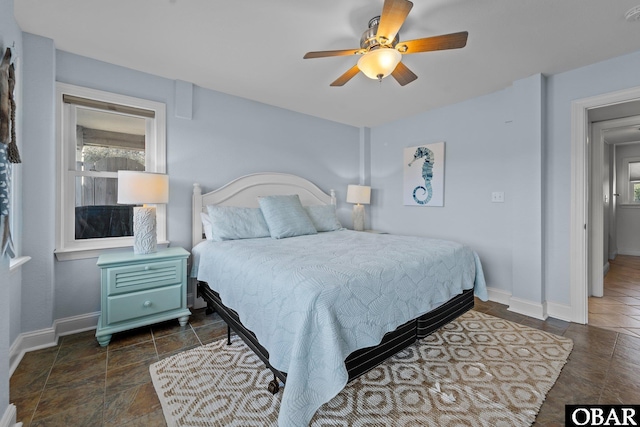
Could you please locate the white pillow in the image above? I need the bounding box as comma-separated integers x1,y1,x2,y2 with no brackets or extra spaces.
200,212,213,240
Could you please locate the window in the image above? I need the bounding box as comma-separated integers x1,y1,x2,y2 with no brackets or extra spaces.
632,182,640,203
623,156,640,205
55,83,166,260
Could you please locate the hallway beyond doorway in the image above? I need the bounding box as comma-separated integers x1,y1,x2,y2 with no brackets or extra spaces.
589,255,640,337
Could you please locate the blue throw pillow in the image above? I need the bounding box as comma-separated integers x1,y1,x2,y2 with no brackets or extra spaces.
258,195,318,239
206,205,270,241
305,205,342,232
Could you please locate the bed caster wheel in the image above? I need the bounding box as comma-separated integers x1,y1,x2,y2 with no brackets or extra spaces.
268,379,280,394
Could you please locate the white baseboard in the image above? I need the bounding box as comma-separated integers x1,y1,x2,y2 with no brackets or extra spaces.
609,249,618,260
508,296,547,320
192,294,207,309
486,287,511,305
8,286,575,381
485,286,573,323
546,301,573,322
54,311,100,337
603,262,610,276
0,404,21,427
9,312,99,377
618,249,640,257
9,328,55,377
188,276,207,309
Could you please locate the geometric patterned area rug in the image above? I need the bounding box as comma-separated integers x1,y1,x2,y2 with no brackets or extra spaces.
150,310,573,427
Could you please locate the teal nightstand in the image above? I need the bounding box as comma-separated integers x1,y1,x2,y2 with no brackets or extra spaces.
95,247,191,346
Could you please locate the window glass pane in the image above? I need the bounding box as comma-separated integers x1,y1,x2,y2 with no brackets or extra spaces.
634,182,640,203
75,108,146,172
74,176,135,239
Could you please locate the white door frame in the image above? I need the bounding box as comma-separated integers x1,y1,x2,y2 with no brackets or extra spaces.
590,116,640,300
590,120,606,299
571,85,640,324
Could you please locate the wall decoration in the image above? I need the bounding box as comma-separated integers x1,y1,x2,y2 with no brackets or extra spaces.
1,46,18,257
1,47,20,163
403,142,445,206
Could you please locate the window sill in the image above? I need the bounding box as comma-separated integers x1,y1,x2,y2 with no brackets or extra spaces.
55,240,170,261
9,256,31,274
619,204,640,209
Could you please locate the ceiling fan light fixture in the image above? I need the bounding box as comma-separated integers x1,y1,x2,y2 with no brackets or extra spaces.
357,48,402,81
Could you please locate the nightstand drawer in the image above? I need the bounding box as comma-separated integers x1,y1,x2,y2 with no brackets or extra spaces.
107,284,183,324
107,259,183,295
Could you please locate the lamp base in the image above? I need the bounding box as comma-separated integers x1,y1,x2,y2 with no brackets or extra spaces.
133,206,157,254
352,204,365,232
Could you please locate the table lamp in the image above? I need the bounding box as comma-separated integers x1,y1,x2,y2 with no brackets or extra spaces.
346,184,371,231
117,171,169,254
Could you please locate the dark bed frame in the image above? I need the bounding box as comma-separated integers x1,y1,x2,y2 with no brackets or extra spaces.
197,280,474,393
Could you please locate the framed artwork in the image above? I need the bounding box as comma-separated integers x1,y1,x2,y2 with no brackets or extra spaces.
403,142,445,206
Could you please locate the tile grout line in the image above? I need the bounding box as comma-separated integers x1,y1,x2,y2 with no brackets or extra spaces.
191,323,204,347
597,332,620,405
29,341,63,426
103,341,110,427
151,328,159,360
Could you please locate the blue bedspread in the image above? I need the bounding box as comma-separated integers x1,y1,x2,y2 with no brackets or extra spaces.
192,230,487,426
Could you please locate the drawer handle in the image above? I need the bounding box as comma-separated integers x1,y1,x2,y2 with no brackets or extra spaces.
143,300,152,308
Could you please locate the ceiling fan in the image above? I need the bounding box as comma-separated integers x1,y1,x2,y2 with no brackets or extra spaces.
303,0,468,87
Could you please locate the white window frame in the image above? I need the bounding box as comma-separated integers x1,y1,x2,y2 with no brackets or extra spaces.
622,156,640,205
55,83,167,261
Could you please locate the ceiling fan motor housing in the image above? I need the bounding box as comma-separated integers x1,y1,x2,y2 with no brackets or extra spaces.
360,16,399,51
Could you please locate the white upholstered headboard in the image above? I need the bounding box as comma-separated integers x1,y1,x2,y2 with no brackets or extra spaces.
192,172,336,248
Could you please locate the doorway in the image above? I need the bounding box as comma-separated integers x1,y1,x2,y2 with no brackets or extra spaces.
588,116,640,336
570,87,640,324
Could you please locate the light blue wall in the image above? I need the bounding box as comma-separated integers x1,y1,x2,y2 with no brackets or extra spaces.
370,87,517,294
0,230,9,421
21,33,56,333
0,0,22,418
371,48,640,311
510,75,544,304
20,41,360,322
545,49,640,304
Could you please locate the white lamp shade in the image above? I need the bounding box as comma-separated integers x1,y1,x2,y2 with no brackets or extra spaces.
357,48,402,80
346,184,371,205
117,171,169,204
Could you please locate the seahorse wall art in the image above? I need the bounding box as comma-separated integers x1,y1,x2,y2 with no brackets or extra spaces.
408,146,435,205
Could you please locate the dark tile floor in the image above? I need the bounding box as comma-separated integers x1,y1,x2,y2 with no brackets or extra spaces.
10,301,640,426
589,255,640,337
10,308,228,426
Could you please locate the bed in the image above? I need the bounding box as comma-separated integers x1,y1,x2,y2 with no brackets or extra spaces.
190,172,488,427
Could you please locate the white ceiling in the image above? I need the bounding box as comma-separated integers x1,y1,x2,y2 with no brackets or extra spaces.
13,0,640,128
603,124,640,145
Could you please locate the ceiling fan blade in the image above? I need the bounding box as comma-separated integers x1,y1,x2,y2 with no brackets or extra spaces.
330,64,361,86
397,31,468,54
391,62,417,86
304,48,361,59
377,0,413,43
